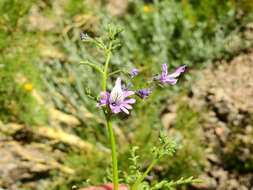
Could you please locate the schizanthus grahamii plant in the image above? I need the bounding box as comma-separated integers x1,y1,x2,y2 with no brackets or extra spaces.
79,28,201,190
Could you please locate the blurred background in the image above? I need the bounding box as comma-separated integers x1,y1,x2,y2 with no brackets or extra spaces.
0,0,253,189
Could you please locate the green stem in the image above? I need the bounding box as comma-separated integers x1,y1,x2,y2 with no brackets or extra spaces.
102,41,112,91
102,41,118,190
108,69,123,77
106,118,119,190
131,159,158,190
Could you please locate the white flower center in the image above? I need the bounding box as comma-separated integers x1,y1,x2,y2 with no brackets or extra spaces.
109,79,124,104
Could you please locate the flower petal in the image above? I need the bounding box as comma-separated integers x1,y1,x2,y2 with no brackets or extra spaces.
121,103,133,109
165,78,178,85
148,84,155,90
121,84,126,90
97,91,110,106
120,106,130,114
110,104,121,114
96,102,106,107
123,91,135,98
110,78,124,103
138,84,154,99
162,63,168,78
100,91,110,98
115,77,121,86
124,98,136,104
129,69,139,78
167,65,186,78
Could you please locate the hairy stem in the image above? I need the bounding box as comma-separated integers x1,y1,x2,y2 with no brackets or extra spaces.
131,159,158,190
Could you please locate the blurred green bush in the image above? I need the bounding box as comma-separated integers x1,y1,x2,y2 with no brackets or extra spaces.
101,0,246,75
0,0,252,189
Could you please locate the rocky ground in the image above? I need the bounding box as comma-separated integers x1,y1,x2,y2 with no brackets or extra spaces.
189,52,253,190
0,122,73,190
0,113,96,190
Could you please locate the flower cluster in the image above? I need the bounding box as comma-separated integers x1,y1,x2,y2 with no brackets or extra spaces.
97,63,186,114
138,84,154,99
129,69,139,78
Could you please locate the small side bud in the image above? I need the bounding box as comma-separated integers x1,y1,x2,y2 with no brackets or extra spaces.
80,32,89,40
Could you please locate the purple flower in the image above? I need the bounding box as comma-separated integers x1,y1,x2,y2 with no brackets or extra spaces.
96,78,136,114
129,69,139,78
154,63,186,85
80,32,88,40
138,84,154,99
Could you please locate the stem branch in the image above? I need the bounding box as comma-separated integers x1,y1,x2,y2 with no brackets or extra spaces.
108,69,123,77
108,70,133,77
131,159,158,190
